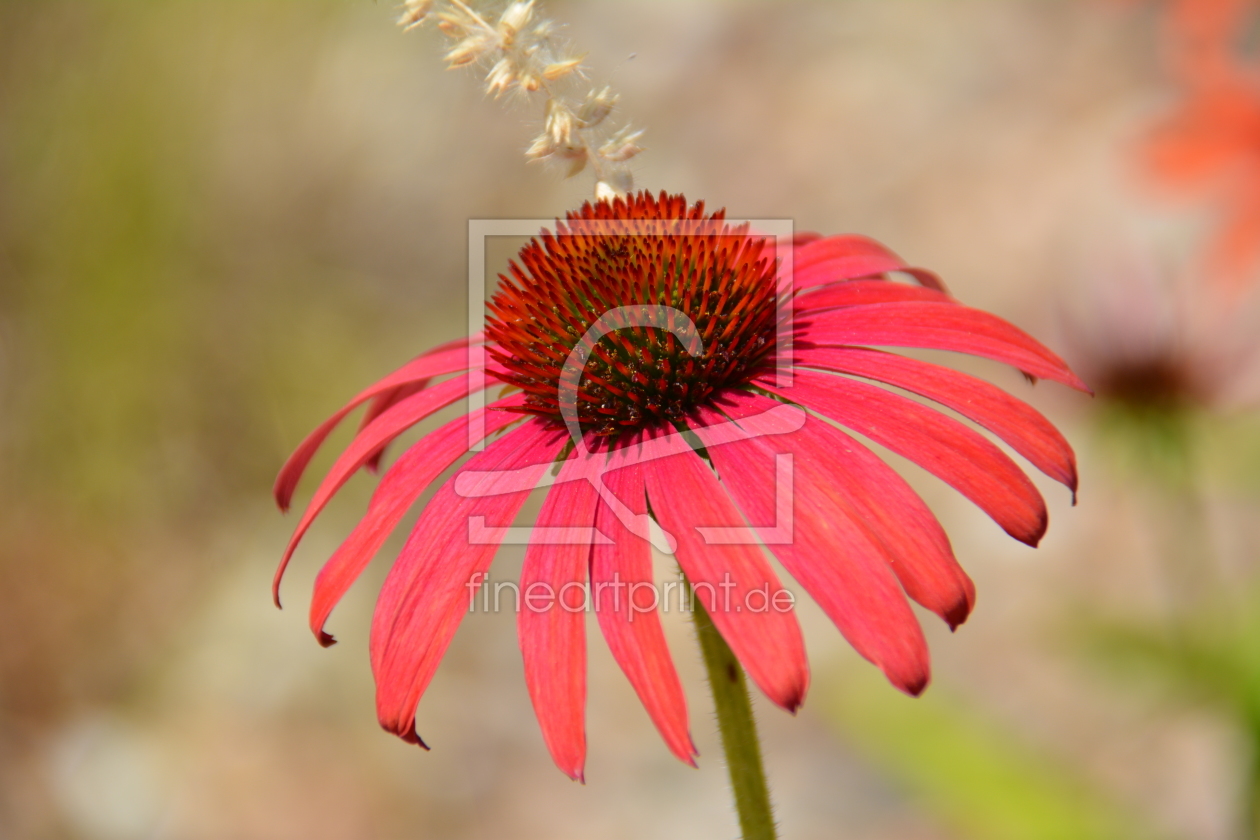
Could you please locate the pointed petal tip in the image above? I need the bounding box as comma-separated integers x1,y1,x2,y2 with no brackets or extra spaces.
881,654,931,698
1020,531,1044,548
273,475,296,512
317,630,337,648
771,680,808,715
401,729,430,751
663,735,700,768
1013,509,1048,548
944,601,972,632
669,737,699,768
902,673,930,698
272,550,295,608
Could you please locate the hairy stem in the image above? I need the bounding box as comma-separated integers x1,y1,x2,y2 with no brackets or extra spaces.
692,592,778,840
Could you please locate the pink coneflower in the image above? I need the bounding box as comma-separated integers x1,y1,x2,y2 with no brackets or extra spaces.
273,191,1085,780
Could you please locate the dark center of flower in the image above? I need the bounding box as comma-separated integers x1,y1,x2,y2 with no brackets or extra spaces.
486,191,779,437
1094,354,1203,414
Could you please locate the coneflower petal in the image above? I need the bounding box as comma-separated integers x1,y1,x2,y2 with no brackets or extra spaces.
794,278,954,311
796,301,1091,392
641,429,810,712
359,382,431,473
590,446,695,765
519,448,597,781
308,395,527,646
273,192,1086,772
758,370,1049,547
691,403,932,695
796,347,1078,496
370,420,567,748
793,235,945,292
273,339,479,511
703,392,974,629
275,373,477,606
356,333,478,452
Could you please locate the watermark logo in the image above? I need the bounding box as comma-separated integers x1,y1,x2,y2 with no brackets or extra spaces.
459,217,798,551
466,571,796,618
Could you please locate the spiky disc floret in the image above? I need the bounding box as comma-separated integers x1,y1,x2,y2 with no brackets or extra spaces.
486,191,779,436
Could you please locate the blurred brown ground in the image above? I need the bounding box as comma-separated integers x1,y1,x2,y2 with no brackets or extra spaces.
1,2,1258,839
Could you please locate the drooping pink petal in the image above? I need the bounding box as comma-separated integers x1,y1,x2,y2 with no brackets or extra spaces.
640,429,810,711
356,335,476,441
689,402,932,695
275,373,478,606
757,369,1049,547
359,382,431,473
793,235,945,292
795,346,1078,497
370,420,567,748
274,339,480,512
309,394,526,645
518,448,599,781
795,301,1091,392
590,444,695,765
703,391,973,627
794,278,954,312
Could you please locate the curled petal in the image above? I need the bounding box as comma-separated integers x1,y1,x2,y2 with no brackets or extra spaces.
358,382,431,473
274,338,479,511
275,373,477,606
309,395,526,645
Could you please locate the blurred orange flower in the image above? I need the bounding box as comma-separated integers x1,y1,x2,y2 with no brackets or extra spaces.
1142,71,1260,292
1157,0,1258,83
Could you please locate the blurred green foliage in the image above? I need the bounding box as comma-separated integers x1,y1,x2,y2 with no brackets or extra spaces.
0,2,436,734
0,3,386,524
819,669,1159,840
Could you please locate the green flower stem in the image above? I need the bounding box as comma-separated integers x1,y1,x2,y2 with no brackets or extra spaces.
1248,723,1260,840
692,593,778,840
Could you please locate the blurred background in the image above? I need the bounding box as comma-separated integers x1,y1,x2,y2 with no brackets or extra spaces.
3,1,1260,838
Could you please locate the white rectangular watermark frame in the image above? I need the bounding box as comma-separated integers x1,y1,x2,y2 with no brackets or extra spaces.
465,216,796,451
